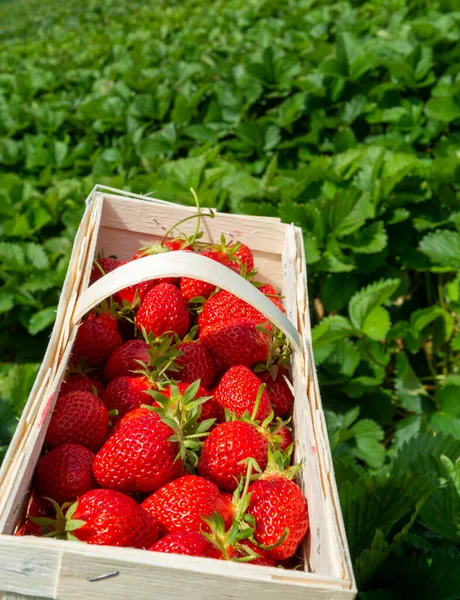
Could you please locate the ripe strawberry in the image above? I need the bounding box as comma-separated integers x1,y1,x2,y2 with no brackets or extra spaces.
58,375,104,399
198,421,268,492
72,313,122,369
111,260,158,306
161,381,218,424
198,290,269,330
93,407,182,493
149,531,219,557
213,366,271,422
171,341,218,389
248,475,309,561
274,425,293,453
257,366,294,418
45,391,109,452
35,443,97,506
180,250,229,301
136,283,190,338
103,339,150,382
132,241,182,286
68,489,159,548
15,490,51,537
142,475,233,535
90,257,121,285
258,284,285,313
102,376,153,421
228,541,275,566
200,318,269,369
227,243,254,275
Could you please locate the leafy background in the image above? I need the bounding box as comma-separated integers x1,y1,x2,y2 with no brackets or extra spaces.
1,0,460,596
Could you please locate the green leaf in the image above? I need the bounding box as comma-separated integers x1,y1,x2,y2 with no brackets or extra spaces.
349,279,400,330
312,316,356,349
28,306,57,335
425,96,460,123
419,230,460,270
361,306,391,341
395,352,430,414
340,221,387,255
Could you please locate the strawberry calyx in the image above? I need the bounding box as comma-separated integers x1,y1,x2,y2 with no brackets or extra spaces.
133,330,183,387
261,446,301,481
145,380,216,470
253,325,292,372
29,498,85,541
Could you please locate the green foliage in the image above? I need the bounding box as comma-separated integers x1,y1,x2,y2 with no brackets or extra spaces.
1,0,460,596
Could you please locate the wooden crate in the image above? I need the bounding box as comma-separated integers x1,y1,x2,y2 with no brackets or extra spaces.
0,186,356,600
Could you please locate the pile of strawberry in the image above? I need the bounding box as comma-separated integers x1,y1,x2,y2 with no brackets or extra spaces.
17,226,309,567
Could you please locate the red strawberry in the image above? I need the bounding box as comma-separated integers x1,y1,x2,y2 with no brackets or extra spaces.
171,341,218,389
274,426,293,453
58,375,104,399
198,290,269,330
90,257,121,285
198,421,268,492
72,313,122,368
15,490,51,537
213,366,271,422
35,443,97,506
132,242,181,286
142,475,233,535
257,366,293,418
149,531,219,558
258,284,285,313
69,489,159,548
248,475,309,561
161,382,218,424
93,407,182,493
45,391,108,452
180,251,229,301
136,283,190,338
228,541,275,566
227,243,254,275
200,318,269,369
103,339,150,382
112,260,157,306
102,376,153,421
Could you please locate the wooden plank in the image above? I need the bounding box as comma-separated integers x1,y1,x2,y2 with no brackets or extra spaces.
100,196,288,255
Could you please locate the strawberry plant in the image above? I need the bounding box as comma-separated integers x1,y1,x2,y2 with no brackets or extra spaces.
1,0,460,596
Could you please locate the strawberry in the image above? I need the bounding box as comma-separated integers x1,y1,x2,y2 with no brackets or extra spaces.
15,490,51,537
171,341,218,389
213,366,271,422
136,283,190,339
273,425,293,453
132,241,182,286
72,313,122,369
90,257,121,285
149,531,219,557
103,339,150,382
58,375,104,399
64,489,159,548
161,381,218,424
45,391,109,452
102,376,153,421
248,475,309,561
198,290,269,330
142,475,233,535
180,250,229,301
226,243,254,275
112,260,158,306
93,407,182,493
200,318,269,369
35,443,97,506
228,541,275,566
198,421,268,492
258,284,285,313
257,366,293,418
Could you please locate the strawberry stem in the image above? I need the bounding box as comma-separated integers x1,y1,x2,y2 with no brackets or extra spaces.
250,383,267,422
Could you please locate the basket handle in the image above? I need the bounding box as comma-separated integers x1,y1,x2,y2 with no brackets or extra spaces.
72,251,302,352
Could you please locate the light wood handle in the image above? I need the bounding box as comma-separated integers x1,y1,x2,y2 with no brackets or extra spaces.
72,251,302,352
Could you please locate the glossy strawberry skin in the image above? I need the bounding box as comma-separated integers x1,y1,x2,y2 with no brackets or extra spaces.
142,475,233,535
275,426,293,453
258,284,285,313
93,407,182,493
161,382,218,424
257,367,294,418
136,283,190,339
72,489,159,549
35,443,97,506
228,243,254,274
58,375,104,399
180,251,228,301
90,258,121,285
113,260,157,306
248,476,309,561
72,313,122,369
45,391,109,452
103,339,150,382
198,421,268,492
213,366,271,422
198,290,268,330
200,318,269,369
15,490,52,537
102,376,153,421
149,531,219,557
171,341,218,389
